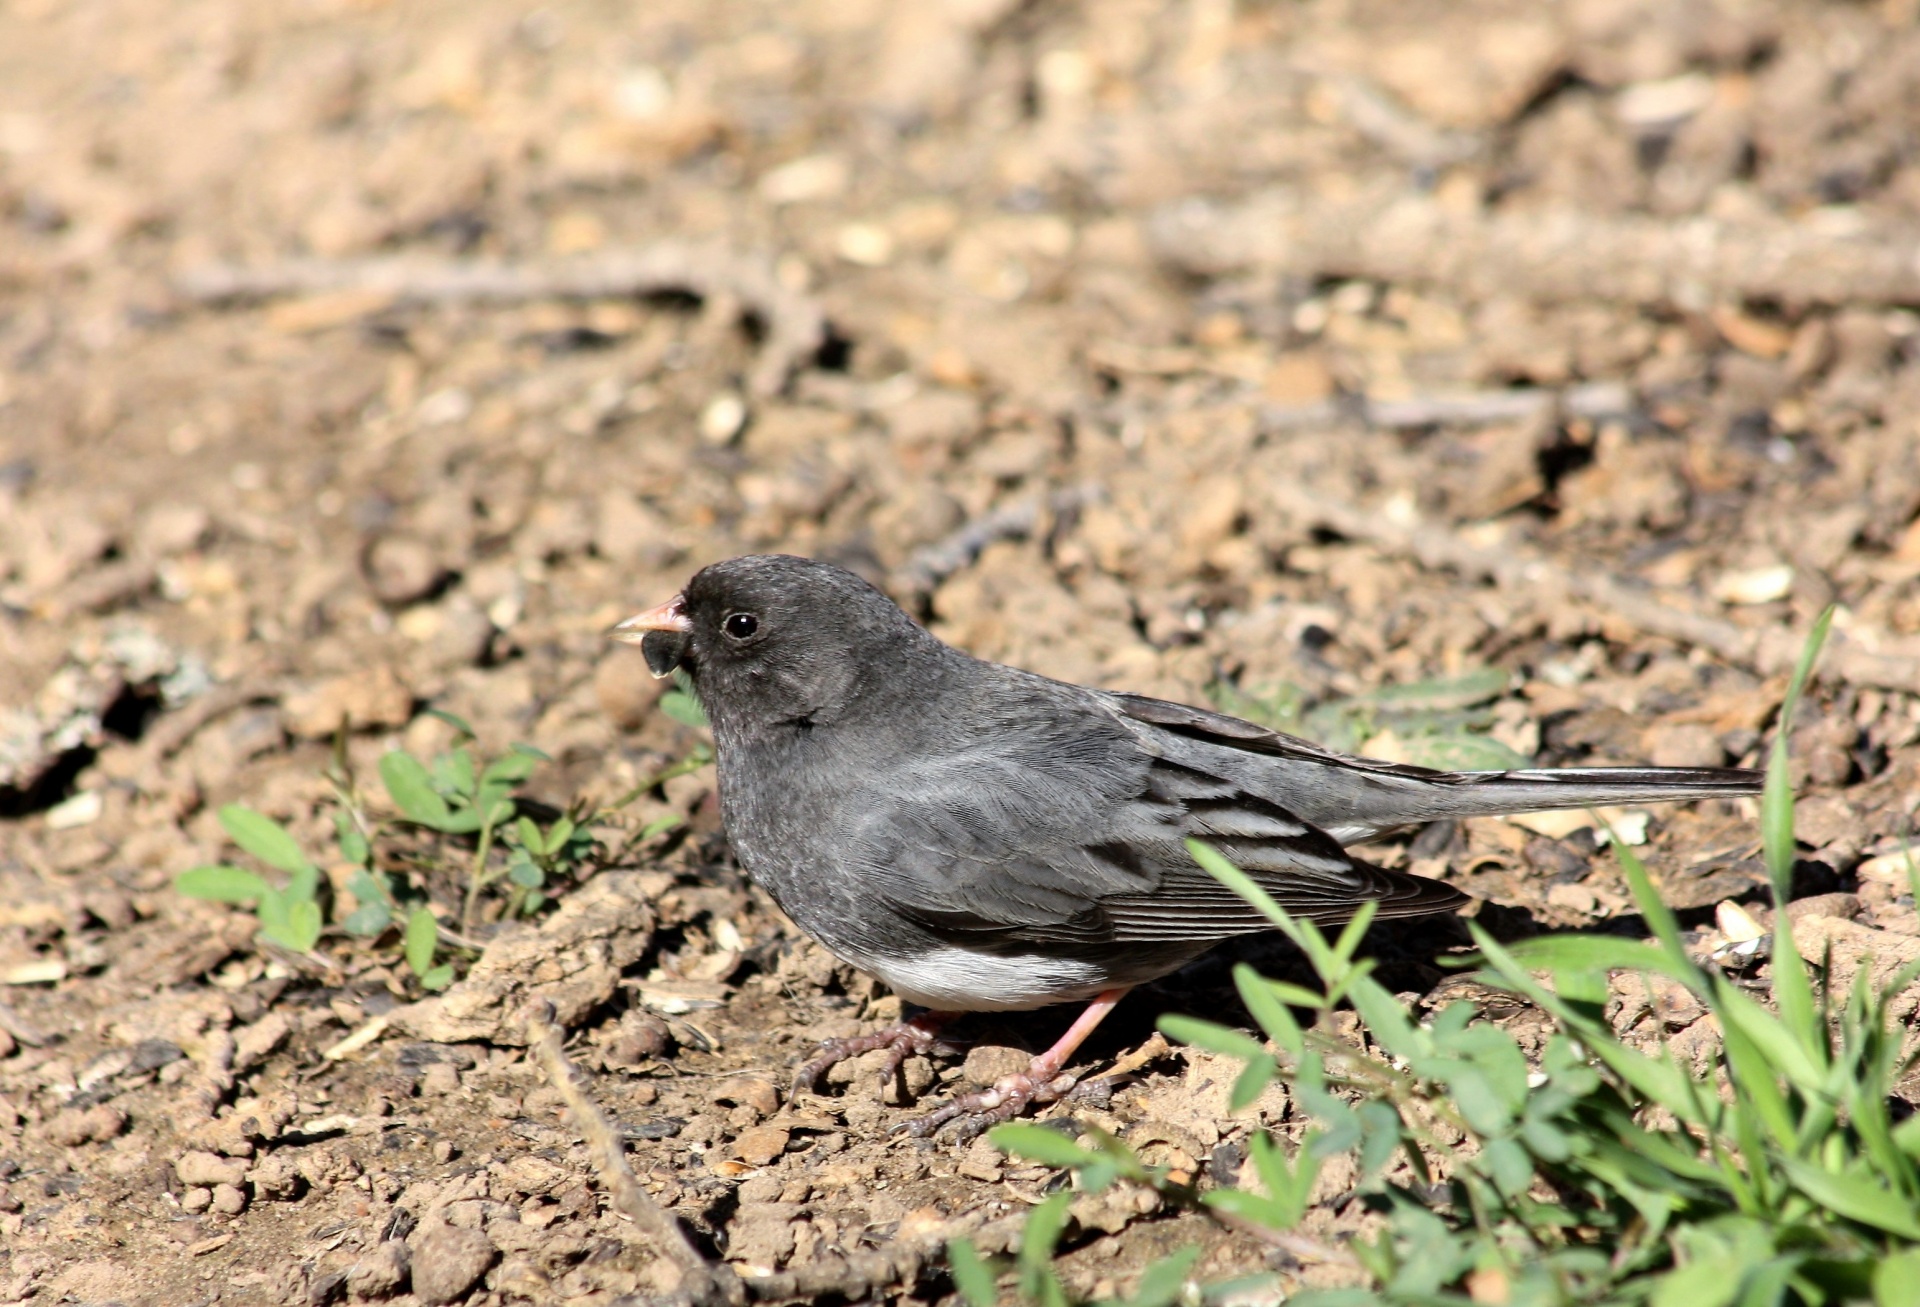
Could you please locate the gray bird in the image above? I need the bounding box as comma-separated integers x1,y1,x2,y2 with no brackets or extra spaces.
614,554,1760,1136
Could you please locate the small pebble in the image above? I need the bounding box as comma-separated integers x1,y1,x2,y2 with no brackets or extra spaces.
962,1044,1031,1088
174,1150,249,1188
347,1239,411,1299
733,1125,790,1167
699,393,748,444
408,1220,496,1305
365,535,444,606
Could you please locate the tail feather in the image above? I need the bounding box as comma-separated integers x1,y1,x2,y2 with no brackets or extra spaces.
1326,765,1762,841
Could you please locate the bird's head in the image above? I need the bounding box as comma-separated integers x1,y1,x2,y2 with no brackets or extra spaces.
611,554,939,737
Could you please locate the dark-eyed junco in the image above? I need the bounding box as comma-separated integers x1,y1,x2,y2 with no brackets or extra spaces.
614,554,1760,1137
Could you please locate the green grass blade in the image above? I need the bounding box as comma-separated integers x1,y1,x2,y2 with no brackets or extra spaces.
1762,608,1835,1069
1764,607,1835,898
1606,824,1701,985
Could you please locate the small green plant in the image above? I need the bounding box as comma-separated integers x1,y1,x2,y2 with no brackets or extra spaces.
372,710,589,938
963,611,1920,1306
175,710,601,991
1210,666,1530,770
177,805,325,953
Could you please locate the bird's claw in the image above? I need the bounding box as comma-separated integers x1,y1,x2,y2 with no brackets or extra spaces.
892,1068,1080,1143
792,1014,958,1100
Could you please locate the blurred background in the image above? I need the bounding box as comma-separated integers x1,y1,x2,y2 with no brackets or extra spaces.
5,0,1920,1297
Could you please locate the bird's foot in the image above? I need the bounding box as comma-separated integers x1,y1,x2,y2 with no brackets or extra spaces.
792,1011,960,1099
894,1064,1082,1144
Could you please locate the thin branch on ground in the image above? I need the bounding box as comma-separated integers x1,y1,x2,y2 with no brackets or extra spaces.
1151,188,1920,308
1263,482,1920,696
526,999,1039,1303
175,243,826,397
526,1001,746,1307
894,484,1100,599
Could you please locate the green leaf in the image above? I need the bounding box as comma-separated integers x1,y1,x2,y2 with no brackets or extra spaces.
514,816,543,851
270,897,323,952
217,805,314,875
1874,1249,1920,1307
1234,966,1308,1054
508,857,545,889
436,746,476,799
1481,1136,1534,1196
481,751,540,788
1778,1158,1920,1240
1230,1054,1278,1111
1122,1246,1202,1307
286,862,320,906
1506,935,1681,978
638,812,686,840
255,886,291,941
545,816,576,856
420,963,454,991
1652,1256,1743,1307
425,708,475,738
381,751,453,827
340,901,393,937
405,906,440,978
947,1238,999,1307
1019,1191,1072,1271
1158,1014,1267,1061
990,1122,1101,1169
176,865,272,903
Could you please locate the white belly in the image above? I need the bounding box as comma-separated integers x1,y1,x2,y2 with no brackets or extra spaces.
861,945,1115,1012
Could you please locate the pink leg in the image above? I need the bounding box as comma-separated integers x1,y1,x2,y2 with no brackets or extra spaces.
793,1009,960,1098
898,988,1130,1142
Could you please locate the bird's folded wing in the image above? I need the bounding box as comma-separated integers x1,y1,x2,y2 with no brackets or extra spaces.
841,741,1463,949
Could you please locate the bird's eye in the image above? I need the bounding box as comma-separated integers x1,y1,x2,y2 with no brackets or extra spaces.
724,612,759,640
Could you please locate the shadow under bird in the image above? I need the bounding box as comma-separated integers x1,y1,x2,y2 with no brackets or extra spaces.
613,554,1761,1138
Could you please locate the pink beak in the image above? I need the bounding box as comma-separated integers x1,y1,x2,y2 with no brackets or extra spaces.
609,594,692,643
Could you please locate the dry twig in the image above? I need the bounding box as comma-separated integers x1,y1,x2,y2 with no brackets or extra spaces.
526,1001,745,1307
526,1000,1035,1302
894,485,1100,598
176,243,826,397
1260,381,1635,432
1263,483,1920,696
1152,189,1920,308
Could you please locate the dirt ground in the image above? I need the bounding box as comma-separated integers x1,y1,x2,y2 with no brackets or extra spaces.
5,0,1920,1302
